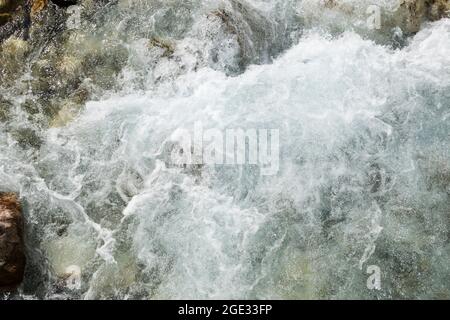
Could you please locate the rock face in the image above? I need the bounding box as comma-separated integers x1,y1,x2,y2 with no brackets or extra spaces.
0,192,26,291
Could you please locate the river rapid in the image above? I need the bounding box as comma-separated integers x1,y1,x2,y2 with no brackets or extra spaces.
0,0,449,299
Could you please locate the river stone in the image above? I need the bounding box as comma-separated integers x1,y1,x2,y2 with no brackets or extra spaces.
31,0,47,15
0,192,26,291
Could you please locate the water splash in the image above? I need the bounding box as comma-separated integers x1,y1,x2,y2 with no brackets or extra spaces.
0,1,449,299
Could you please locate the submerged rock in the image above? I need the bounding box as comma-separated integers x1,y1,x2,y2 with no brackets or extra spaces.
0,192,26,291
0,97,13,122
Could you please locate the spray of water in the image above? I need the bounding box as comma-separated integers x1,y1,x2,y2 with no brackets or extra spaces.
0,1,449,299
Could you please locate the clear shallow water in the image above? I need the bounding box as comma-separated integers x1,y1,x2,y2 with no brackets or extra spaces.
0,1,449,299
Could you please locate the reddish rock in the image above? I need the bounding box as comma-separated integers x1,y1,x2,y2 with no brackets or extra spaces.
0,192,26,291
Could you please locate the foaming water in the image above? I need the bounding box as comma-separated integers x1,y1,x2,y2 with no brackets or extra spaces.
0,1,449,299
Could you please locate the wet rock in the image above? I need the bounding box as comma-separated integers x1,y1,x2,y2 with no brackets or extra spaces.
428,0,450,20
0,192,26,291
298,0,450,43
31,0,48,16
148,37,175,58
373,237,432,298
0,9,22,42
0,37,30,86
400,0,450,32
207,0,282,69
0,97,13,122
0,0,23,28
11,127,43,149
50,100,82,127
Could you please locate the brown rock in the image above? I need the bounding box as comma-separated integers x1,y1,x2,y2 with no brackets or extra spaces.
31,0,47,16
0,192,26,291
394,0,450,33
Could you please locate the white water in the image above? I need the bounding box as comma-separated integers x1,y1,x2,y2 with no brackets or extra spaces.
1,1,449,299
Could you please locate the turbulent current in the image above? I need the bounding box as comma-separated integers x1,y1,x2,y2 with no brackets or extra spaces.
0,0,449,299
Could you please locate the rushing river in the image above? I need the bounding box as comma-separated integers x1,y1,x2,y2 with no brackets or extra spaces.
0,0,449,299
